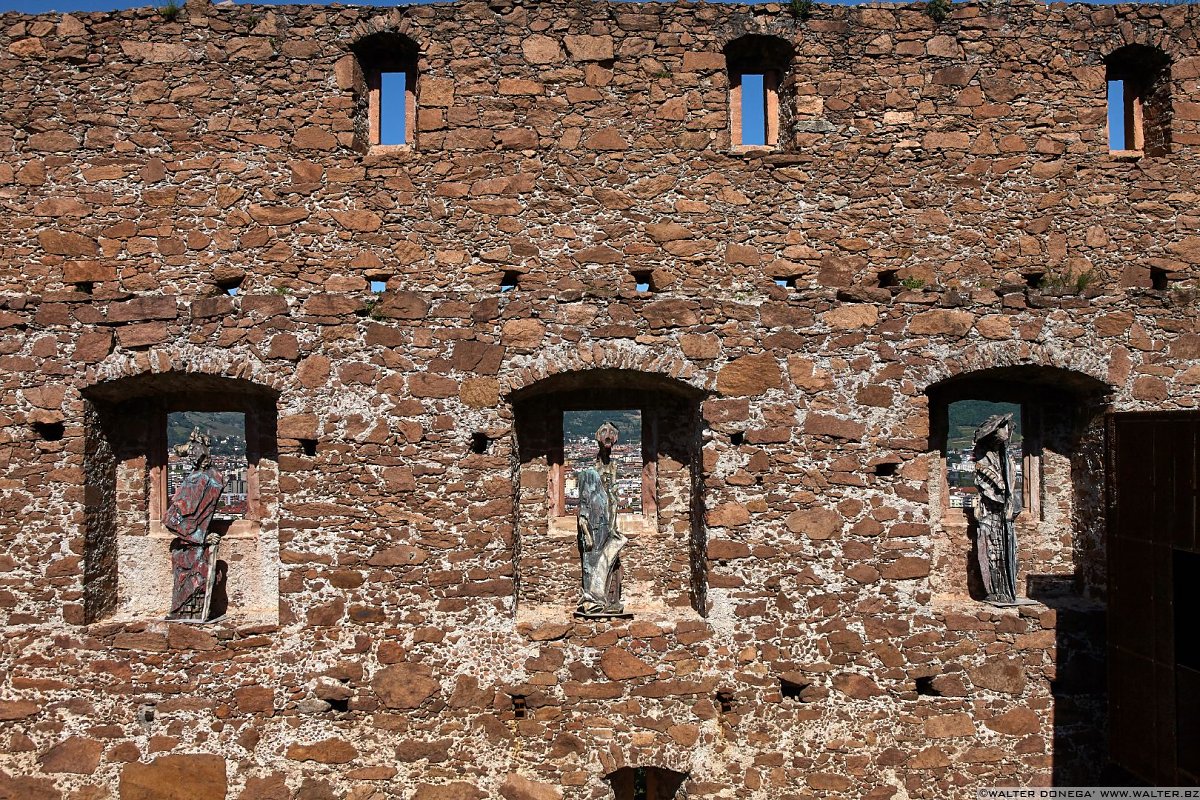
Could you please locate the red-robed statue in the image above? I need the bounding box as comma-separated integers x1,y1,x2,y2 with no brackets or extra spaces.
164,428,226,622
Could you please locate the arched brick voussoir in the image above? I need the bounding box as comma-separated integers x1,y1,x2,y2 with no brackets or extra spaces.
346,12,422,47
499,341,708,399
78,345,291,402
595,737,697,782
913,340,1115,397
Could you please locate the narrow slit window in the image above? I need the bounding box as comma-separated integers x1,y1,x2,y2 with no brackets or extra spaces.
379,72,408,146
741,74,767,146
1107,79,1131,151
354,32,419,149
725,35,792,150
632,270,654,293
369,279,387,293
1105,45,1171,157
500,271,519,292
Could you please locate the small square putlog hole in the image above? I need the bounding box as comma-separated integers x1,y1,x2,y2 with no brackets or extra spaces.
632,270,654,293
915,675,942,696
299,438,318,457
1024,272,1046,290
874,462,899,477
1151,267,1169,290
780,677,809,701
877,269,898,289
33,421,65,441
470,432,490,454
510,694,527,719
715,690,735,713
216,274,245,296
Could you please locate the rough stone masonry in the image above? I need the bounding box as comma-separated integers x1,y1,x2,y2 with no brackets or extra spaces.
0,0,1198,797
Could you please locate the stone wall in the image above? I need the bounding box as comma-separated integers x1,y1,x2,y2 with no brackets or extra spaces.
1,0,1199,798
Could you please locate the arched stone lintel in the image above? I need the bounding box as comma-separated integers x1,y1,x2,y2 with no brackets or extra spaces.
347,13,421,49
596,739,694,779
917,342,1114,398
501,342,708,400
79,347,286,404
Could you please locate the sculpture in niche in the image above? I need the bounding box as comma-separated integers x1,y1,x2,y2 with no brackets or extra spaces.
971,413,1031,606
575,421,630,618
164,428,227,622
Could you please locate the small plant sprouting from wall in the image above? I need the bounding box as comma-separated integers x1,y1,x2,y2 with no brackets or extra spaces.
789,0,814,20
926,0,952,22
900,276,927,291
1040,268,1097,295
158,0,183,21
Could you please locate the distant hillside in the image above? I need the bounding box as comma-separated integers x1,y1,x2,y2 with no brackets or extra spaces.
564,409,642,443
948,400,1021,451
167,411,246,458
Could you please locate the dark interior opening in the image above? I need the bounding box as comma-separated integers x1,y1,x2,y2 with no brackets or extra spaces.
471,432,490,454
33,421,65,441
606,766,688,800
915,675,941,696
780,677,808,701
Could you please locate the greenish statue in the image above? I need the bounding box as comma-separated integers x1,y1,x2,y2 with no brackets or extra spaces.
575,421,628,618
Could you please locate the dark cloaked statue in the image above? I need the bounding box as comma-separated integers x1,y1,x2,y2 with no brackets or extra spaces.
971,413,1027,606
165,428,226,622
575,421,629,618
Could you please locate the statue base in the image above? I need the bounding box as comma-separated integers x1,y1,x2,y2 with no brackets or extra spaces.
985,598,1039,608
573,611,634,621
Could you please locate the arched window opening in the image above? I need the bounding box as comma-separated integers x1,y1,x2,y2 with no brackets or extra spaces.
82,373,280,625
724,34,795,149
1105,44,1171,156
606,766,688,800
512,370,707,620
352,32,419,148
926,366,1110,602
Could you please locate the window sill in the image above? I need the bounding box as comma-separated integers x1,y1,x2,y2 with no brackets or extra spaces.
730,144,779,156
364,144,415,163
550,513,657,536
148,518,262,540
1107,149,1144,160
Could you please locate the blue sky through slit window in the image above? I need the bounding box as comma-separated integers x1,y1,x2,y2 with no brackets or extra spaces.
369,280,386,292
380,72,407,146
1107,80,1125,150
741,73,766,146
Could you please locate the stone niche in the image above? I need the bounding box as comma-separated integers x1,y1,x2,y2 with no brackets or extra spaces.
512,370,706,622
81,373,280,625
926,365,1112,603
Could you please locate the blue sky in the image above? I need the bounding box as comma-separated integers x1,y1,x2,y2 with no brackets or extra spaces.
0,0,1142,13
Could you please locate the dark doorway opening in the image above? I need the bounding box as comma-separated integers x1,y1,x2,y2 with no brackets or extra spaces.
1108,412,1200,785
606,766,687,800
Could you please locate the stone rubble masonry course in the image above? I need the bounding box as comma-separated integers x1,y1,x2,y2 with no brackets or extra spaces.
0,0,1196,798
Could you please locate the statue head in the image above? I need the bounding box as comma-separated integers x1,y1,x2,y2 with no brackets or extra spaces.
974,413,1013,445
175,427,212,471
595,421,619,453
